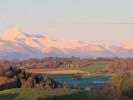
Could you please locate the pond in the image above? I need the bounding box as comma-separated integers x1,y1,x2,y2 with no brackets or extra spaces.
37,74,110,89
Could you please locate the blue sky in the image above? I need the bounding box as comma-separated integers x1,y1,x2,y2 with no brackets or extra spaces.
0,0,133,45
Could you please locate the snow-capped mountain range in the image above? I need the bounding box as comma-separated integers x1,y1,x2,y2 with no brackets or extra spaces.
0,28,133,60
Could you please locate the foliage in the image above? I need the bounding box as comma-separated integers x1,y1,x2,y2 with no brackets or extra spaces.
100,72,133,100
0,66,61,90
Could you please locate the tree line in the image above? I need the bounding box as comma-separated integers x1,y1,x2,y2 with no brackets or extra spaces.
0,65,64,90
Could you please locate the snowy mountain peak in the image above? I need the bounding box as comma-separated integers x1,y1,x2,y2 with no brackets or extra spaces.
123,41,133,50
1,27,28,41
0,28,133,60
7,27,21,33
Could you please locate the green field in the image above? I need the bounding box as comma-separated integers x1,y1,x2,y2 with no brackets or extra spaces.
0,88,89,100
29,60,114,75
81,60,113,73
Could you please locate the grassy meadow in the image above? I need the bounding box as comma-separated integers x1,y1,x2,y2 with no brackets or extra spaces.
0,88,89,100
81,60,113,73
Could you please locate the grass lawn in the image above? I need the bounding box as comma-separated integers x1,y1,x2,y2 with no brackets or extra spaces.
81,60,114,73
0,88,89,100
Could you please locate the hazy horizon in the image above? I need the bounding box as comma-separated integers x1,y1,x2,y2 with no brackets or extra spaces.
0,0,133,45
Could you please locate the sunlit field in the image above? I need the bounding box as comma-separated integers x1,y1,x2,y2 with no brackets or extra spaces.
29,69,85,74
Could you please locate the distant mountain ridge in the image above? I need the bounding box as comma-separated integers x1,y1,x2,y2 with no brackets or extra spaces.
0,28,133,60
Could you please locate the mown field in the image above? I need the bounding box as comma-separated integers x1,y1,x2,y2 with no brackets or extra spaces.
0,88,89,100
